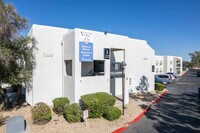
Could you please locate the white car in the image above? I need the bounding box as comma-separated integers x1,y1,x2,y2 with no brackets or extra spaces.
168,74,175,80
166,72,179,78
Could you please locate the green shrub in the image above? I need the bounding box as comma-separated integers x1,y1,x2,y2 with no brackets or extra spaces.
103,106,121,121
63,103,82,123
81,92,116,118
31,102,52,125
52,97,70,114
95,92,116,106
155,83,164,91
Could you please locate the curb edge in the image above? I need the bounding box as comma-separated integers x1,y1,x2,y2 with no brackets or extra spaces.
112,90,168,133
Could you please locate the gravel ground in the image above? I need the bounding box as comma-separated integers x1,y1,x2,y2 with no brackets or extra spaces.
0,91,160,133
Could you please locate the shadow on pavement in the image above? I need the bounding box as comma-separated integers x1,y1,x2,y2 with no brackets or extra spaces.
123,70,200,133
143,89,200,133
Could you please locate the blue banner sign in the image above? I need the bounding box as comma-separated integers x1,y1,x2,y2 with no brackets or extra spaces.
79,42,93,62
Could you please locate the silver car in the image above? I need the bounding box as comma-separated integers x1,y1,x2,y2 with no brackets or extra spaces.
156,74,172,83
155,75,168,85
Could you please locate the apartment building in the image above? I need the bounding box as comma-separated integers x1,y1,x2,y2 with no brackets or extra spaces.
26,24,155,106
155,55,182,75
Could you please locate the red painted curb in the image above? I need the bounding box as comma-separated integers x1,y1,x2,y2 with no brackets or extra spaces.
112,127,127,133
112,90,168,133
181,71,188,77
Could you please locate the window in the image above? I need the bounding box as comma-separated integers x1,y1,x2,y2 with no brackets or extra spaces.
170,61,172,65
158,75,170,78
170,68,172,72
94,60,104,74
160,61,162,65
152,65,155,72
156,68,158,73
65,60,72,76
81,60,105,77
156,61,158,66
159,68,162,73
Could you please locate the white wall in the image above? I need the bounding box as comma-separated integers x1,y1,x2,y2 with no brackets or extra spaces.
27,24,156,105
26,24,69,105
165,56,174,72
71,29,155,103
74,29,110,103
155,55,164,74
125,40,155,94
63,30,76,103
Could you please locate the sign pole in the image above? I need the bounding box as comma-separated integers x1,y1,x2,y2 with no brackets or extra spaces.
82,110,88,127
122,66,125,115
121,61,126,115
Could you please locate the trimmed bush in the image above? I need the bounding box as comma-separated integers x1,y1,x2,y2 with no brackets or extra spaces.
52,97,70,114
63,103,82,123
155,83,164,91
81,92,116,118
103,106,121,121
95,92,116,106
31,102,52,125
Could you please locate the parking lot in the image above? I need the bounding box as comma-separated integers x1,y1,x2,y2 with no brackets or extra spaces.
123,69,200,133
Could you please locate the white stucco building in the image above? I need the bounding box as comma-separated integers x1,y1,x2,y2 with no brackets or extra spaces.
26,24,155,106
155,55,165,74
155,55,182,75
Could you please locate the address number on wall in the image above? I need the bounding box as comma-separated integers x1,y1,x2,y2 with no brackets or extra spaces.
43,52,53,57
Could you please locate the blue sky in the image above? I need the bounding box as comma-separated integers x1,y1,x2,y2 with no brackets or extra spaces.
5,0,200,61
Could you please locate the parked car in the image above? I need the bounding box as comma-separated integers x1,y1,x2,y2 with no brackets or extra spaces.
156,74,172,84
166,72,179,78
167,74,175,80
197,70,200,77
155,75,168,85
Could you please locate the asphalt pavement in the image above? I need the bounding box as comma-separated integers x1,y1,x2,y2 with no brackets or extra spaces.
123,70,200,133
